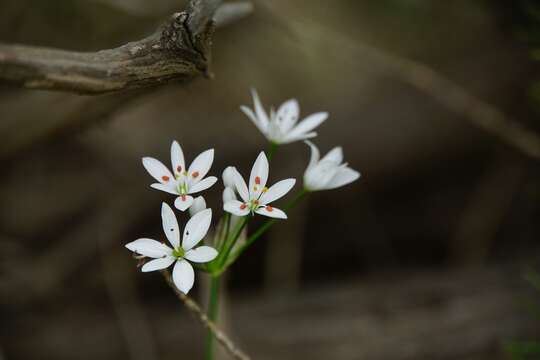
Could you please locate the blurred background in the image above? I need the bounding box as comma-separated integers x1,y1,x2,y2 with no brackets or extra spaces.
1,0,540,359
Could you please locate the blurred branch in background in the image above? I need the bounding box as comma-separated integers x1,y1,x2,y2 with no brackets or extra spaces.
279,14,540,160
0,0,252,94
162,271,251,360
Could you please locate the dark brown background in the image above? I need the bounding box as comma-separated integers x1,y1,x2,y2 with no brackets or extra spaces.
1,1,539,359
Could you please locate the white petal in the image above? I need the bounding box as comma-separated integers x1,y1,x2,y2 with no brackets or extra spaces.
125,238,172,258
287,112,327,139
222,187,237,203
275,98,299,133
255,206,287,219
189,176,217,194
182,208,212,251
259,178,296,205
283,132,317,144
322,146,343,164
142,157,174,184
224,200,250,217
240,105,267,135
251,88,269,132
189,196,207,217
184,246,218,263
233,169,250,202
172,259,195,294
150,182,178,195
304,140,320,171
171,140,186,175
141,256,175,272
161,202,180,248
304,161,341,191
222,166,237,188
249,152,269,197
174,195,194,211
325,167,361,190
187,149,214,185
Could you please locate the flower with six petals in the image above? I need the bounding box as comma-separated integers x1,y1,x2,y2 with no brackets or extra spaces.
125,203,217,294
223,152,295,219
240,89,328,144
303,141,360,191
142,141,218,211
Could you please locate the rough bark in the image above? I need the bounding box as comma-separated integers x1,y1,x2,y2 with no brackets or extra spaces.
0,0,248,94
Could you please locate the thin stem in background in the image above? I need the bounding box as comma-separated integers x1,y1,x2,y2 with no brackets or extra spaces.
205,276,221,360
161,271,250,360
225,189,308,271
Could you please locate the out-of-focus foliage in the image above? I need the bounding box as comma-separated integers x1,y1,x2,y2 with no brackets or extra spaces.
506,269,540,360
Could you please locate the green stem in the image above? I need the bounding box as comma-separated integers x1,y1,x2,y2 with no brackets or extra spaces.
267,142,278,161
224,189,308,270
218,216,249,268
205,275,220,360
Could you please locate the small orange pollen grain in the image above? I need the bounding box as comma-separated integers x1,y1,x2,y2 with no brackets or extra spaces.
162,176,170,182
177,165,182,172
240,203,247,210
255,176,261,185
266,205,273,212
192,171,199,178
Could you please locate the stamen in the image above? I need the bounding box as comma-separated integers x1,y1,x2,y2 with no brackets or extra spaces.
192,171,199,178
255,176,261,185
181,195,186,201
177,165,182,172
266,205,273,212
162,175,170,182
262,187,268,193
240,203,247,210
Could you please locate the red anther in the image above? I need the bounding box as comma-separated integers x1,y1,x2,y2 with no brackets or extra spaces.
162,176,170,182
240,203,247,210
266,205,273,212
192,171,199,178
255,176,261,185
181,195,186,201
177,165,182,172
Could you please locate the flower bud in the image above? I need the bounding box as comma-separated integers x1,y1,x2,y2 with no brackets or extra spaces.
222,187,236,203
222,166,236,188
189,196,207,217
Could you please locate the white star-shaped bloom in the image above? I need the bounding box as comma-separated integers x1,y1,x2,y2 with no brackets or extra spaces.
223,152,295,219
240,89,328,144
126,203,217,294
142,141,218,211
304,141,360,191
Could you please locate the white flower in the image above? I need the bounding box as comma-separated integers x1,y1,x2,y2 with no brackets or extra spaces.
189,196,206,217
303,141,360,191
223,152,295,219
222,166,236,188
240,89,328,144
125,203,217,294
142,141,218,211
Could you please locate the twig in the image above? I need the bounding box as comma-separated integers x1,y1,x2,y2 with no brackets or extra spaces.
285,18,540,160
0,0,252,94
161,271,251,360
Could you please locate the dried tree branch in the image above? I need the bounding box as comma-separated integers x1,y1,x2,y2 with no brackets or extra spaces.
161,271,251,360
0,0,251,94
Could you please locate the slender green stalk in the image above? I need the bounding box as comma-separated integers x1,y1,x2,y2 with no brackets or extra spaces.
267,142,278,161
224,189,307,270
218,217,248,267
205,275,221,360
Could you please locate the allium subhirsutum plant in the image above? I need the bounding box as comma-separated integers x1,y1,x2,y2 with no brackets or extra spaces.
126,89,361,360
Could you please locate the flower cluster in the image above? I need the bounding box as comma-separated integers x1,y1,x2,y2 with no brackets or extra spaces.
125,89,360,295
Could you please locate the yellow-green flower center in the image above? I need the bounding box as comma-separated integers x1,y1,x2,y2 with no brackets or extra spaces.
172,247,185,259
